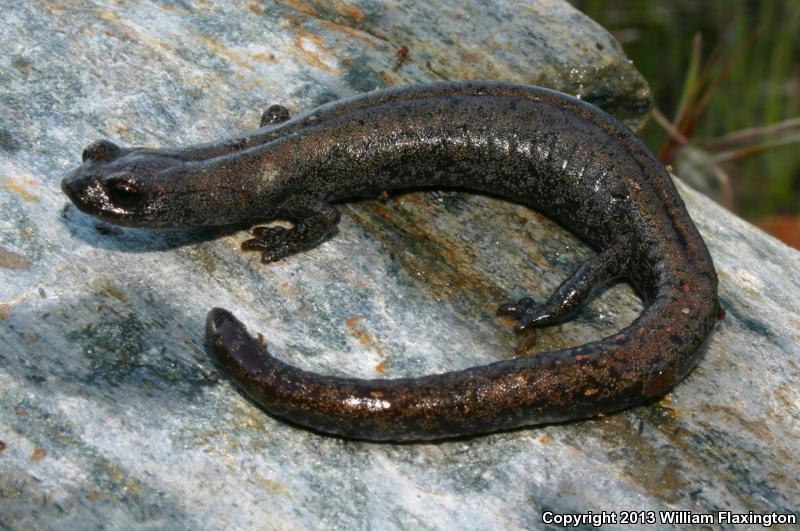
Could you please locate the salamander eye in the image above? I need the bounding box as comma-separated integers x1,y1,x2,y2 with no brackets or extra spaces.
106,177,142,206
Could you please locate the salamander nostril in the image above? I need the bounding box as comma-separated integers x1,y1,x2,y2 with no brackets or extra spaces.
82,139,121,162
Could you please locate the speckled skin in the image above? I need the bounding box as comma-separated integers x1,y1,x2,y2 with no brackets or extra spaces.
62,82,719,441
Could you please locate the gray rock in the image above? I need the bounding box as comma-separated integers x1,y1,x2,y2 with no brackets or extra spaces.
1,1,797,530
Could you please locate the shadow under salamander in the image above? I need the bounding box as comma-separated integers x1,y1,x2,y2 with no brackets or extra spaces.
59,202,251,254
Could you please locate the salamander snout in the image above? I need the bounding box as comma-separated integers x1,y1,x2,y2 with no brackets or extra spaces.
62,141,162,225
82,139,122,163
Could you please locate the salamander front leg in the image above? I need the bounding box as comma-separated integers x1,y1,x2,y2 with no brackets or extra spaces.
498,242,628,334
260,104,290,127
242,196,340,263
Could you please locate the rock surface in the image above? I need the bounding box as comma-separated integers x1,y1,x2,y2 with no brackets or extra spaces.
1,1,798,529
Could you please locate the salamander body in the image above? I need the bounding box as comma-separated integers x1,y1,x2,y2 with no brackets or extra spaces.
62,82,719,441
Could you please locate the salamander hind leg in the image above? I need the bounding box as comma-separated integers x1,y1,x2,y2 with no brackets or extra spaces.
498,242,628,334
242,196,340,263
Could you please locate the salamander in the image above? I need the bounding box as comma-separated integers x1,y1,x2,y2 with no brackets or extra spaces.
61,82,719,441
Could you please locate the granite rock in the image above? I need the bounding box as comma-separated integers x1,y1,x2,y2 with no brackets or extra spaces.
1,1,798,529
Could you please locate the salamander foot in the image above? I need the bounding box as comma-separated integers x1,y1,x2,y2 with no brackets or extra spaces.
497,297,549,334
242,195,340,263
242,226,297,263
497,242,629,334
260,104,290,127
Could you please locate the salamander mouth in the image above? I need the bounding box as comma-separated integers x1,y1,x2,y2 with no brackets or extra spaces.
61,168,102,215
60,171,77,203
61,167,139,223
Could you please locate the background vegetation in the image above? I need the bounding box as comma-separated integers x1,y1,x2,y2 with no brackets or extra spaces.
572,0,800,247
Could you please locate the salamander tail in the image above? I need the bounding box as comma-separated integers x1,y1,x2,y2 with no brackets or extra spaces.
206,308,273,381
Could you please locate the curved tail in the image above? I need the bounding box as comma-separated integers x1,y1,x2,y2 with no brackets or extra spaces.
206,276,717,441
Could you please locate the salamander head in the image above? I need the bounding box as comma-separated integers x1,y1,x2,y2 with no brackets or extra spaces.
62,139,177,227
62,139,245,228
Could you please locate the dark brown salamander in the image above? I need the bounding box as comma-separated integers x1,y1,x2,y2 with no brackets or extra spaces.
61,82,719,441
